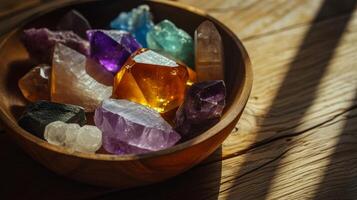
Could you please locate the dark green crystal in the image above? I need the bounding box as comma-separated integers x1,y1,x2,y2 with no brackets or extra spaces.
18,100,86,138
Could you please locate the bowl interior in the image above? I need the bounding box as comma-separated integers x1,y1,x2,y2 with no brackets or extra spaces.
0,0,249,159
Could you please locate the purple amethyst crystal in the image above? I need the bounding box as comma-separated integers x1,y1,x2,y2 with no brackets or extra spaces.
56,10,91,39
87,30,141,73
94,99,181,155
175,80,226,139
22,28,89,63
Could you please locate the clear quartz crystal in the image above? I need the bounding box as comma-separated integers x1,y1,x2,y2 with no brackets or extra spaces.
63,123,81,148
75,125,102,153
51,43,112,112
44,121,102,153
44,121,67,145
195,21,224,81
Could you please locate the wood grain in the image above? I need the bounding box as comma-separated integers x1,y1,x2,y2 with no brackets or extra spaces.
1,0,357,199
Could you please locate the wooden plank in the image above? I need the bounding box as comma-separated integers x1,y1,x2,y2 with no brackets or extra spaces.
177,0,357,39
211,4,357,161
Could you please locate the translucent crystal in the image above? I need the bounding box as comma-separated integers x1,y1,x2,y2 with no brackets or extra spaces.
110,5,154,47
146,20,194,67
94,99,181,155
51,43,113,112
44,121,80,146
113,48,189,113
195,21,224,81
87,30,141,73
175,80,226,139
44,121,102,153
75,125,102,153
18,64,50,102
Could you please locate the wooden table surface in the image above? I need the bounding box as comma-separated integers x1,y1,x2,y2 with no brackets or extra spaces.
1,0,357,199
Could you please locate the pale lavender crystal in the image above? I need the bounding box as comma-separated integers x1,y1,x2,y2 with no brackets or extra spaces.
57,10,91,38
175,80,226,140
21,28,89,63
94,99,181,155
87,30,141,73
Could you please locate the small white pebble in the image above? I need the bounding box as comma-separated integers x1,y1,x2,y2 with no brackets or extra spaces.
44,121,67,146
75,125,102,153
44,121,102,153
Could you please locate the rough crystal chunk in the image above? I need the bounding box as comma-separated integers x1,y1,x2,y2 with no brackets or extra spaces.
94,99,181,155
57,10,92,39
175,80,226,139
195,21,224,81
113,48,189,113
146,19,194,67
51,43,113,112
22,28,89,63
18,64,50,102
110,5,154,47
44,121,102,153
87,30,141,73
18,100,86,138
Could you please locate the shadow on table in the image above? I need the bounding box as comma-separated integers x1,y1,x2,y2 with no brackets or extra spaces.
94,148,223,200
312,92,357,199
0,129,223,200
224,0,357,199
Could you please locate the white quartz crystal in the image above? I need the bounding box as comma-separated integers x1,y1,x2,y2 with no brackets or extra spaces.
51,43,113,112
75,125,102,153
44,121,102,153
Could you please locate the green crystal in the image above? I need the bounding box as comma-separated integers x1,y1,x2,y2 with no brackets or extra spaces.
146,20,194,67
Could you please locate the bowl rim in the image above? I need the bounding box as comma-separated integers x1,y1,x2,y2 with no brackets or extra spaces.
0,0,253,161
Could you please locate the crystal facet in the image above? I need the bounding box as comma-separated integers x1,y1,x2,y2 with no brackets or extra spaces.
113,48,189,113
146,20,194,67
175,80,226,139
51,43,113,112
87,30,141,73
57,10,92,39
94,99,181,155
44,121,102,153
195,21,224,81
110,5,154,47
18,100,86,138
22,28,89,63
18,64,50,102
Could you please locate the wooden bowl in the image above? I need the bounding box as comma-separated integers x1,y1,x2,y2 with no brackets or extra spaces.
0,0,252,188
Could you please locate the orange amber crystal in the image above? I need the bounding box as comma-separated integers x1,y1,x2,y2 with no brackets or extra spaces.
113,48,190,113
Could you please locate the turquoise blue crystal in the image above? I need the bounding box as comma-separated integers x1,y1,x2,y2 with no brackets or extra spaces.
146,19,194,67
110,5,154,47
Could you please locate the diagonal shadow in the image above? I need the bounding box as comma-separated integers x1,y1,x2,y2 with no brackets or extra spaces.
313,91,357,199
225,0,357,199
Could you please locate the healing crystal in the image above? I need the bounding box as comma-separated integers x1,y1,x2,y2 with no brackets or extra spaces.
195,21,224,81
146,19,194,67
113,48,189,113
51,43,113,112
18,64,50,102
44,121,79,146
175,80,226,139
94,99,181,155
87,30,141,73
22,28,89,63
18,100,86,138
44,121,102,153
57,10,92,39
110,5,154,47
